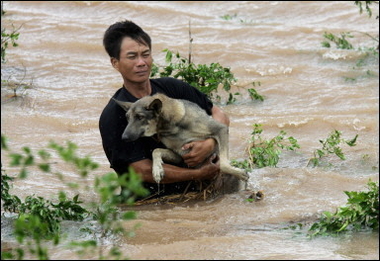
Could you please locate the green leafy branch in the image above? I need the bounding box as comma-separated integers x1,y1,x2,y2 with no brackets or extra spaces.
1,6,21,64
308,180,379,237
1,134,149,260
1,24,20,64
220,13,255,24
321,1,378,53
308,130,358,167
151,49,264,104
151,20,263,104
355,1,378,18
321,32,354,49
231,123,300,170
2,136,92,236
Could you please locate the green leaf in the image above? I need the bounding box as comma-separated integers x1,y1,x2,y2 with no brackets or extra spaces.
121,211,137,220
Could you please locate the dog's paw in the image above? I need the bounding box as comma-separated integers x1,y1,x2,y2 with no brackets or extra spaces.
152,159,165,183
241,171,250,182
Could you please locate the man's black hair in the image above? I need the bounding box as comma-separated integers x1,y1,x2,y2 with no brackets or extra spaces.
103,20,151,59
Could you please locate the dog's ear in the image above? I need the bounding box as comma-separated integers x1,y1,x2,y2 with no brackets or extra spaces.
147,98,162,113
113,98,132,112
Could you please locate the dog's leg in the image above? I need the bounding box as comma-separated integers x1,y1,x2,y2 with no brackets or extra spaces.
152,148,183,183
216,128,250,182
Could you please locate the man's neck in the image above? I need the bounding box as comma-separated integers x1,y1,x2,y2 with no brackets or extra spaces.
124,80,151,99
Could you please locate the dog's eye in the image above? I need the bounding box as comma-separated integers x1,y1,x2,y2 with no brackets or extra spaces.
135,115,144,121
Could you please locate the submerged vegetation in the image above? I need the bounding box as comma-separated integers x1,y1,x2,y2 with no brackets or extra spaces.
1,132,377,259
321,1,379,82
1,2,33,100
1,1,20,64
231,123,300,170
287,180,379,237
151,49,264,105
1,135,148,259
322,1,379,52
231,125,358,170
308,130,358,167
150,21,264,104
308,180,379,237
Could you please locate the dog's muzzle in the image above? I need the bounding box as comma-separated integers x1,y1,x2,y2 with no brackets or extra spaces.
121,128,142,142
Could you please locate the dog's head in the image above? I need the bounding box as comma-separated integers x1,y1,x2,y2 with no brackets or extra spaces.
113,96,162,141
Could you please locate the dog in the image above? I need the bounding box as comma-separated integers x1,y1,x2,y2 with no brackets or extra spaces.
113,93,249,187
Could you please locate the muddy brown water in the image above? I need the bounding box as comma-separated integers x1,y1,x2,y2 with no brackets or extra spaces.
1,1,379,259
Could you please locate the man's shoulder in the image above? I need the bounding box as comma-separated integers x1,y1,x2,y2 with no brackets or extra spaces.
151,77,192,98
100,88,125,121
151,77,185,89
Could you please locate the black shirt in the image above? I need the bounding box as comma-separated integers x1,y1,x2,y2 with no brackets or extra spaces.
99,77,213,197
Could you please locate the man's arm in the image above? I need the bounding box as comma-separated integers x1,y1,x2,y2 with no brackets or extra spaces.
211,104,230,126
130,157,220,184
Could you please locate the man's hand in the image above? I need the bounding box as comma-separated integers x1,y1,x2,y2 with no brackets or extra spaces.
181,138,216,167
198,153,220,180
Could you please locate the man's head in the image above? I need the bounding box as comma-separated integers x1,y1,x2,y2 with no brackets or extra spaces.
103,20,151,59
103,20,153,84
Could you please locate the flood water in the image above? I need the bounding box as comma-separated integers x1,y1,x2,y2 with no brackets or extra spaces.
1,1,379,260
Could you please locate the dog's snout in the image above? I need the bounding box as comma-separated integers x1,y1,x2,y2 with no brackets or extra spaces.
122,132,136,142
121,133,131,141
122,127,141,142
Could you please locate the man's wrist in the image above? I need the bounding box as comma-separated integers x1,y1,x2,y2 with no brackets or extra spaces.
207,138,216,149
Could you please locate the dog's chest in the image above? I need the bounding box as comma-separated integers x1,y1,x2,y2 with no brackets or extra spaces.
160,132,189,151
157,117,215,154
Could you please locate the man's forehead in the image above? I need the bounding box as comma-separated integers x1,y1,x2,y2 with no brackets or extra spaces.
121,37,149,52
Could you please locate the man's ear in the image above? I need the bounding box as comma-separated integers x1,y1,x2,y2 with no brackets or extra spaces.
147,98,162,113
113,98,132,112
111,57,119,71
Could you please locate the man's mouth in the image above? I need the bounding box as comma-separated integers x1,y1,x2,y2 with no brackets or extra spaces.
136,70,148,76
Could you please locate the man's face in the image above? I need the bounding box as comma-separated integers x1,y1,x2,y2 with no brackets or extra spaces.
111,37,152,84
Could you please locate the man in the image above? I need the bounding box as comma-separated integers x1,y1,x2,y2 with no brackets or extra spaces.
99,20,231,198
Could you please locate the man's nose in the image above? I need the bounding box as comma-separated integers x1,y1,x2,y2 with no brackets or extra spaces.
136,55,147,66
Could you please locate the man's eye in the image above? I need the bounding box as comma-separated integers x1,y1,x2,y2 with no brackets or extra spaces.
136,115,143,120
